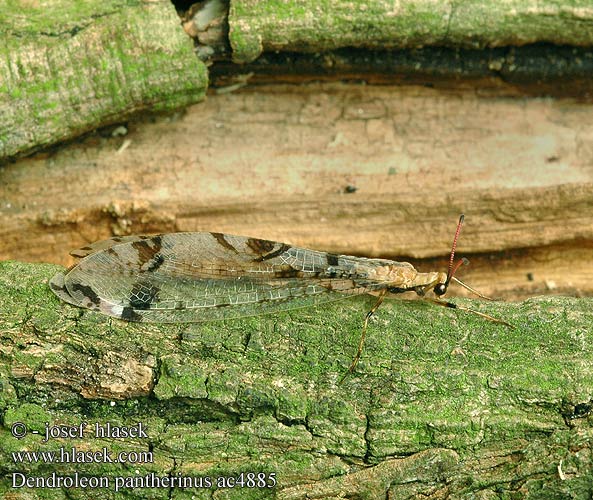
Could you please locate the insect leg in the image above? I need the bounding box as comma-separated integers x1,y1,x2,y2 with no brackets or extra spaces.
450,277,495,301
424,297,514,328
342,288,388,381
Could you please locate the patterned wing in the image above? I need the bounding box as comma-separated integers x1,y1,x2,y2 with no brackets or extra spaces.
50,232,412,323
69,235,152,258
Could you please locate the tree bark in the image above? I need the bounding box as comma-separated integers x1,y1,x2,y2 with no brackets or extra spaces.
228,0,593,63
0,0,208,160
1,260,593,498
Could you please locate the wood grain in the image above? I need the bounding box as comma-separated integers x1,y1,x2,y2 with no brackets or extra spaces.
1,83,592,300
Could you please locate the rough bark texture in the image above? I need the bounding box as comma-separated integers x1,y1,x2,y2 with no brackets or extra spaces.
229,0,593,63
1,260,593,499
0,0,208,160
2,1,593,498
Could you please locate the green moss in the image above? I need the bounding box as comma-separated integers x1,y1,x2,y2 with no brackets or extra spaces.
4,403,52,435
229,0,593,63
153,356,209,400
0,1,207,159
2,262,593,496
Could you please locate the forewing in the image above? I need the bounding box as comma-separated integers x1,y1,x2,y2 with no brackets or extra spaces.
51,232,395,323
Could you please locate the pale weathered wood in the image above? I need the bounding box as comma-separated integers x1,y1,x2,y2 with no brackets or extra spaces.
0,0,208,160
1,84,592,300
1,260,593,499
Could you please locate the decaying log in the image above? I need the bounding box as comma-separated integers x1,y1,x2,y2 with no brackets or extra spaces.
1,260,593,498
2,2,593,498
0,0,208,160
227,0,593,63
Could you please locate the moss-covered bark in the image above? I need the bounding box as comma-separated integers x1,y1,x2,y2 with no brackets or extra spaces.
1,260,592,498
229,0,593,63
0,0,208,160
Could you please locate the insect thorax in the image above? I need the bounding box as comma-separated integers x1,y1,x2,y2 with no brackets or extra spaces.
368,264,446,292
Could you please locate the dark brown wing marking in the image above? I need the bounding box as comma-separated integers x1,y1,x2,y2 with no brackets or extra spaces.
253,243,291,262
211,232,239,253
49,271,83,307
246,237,275,254
129,281,160,309
70,235,151,258
327,254,339,266
131,236,163,268
144,254,165,272
70,283,102,307
121,306,142,322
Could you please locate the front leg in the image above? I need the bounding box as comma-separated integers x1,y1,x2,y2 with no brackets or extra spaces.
341,288,388,382
423,297,514,328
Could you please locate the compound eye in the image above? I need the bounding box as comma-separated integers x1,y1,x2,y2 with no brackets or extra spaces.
434,283,447,296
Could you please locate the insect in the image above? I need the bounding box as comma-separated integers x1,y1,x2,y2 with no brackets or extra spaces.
50,215,509,374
